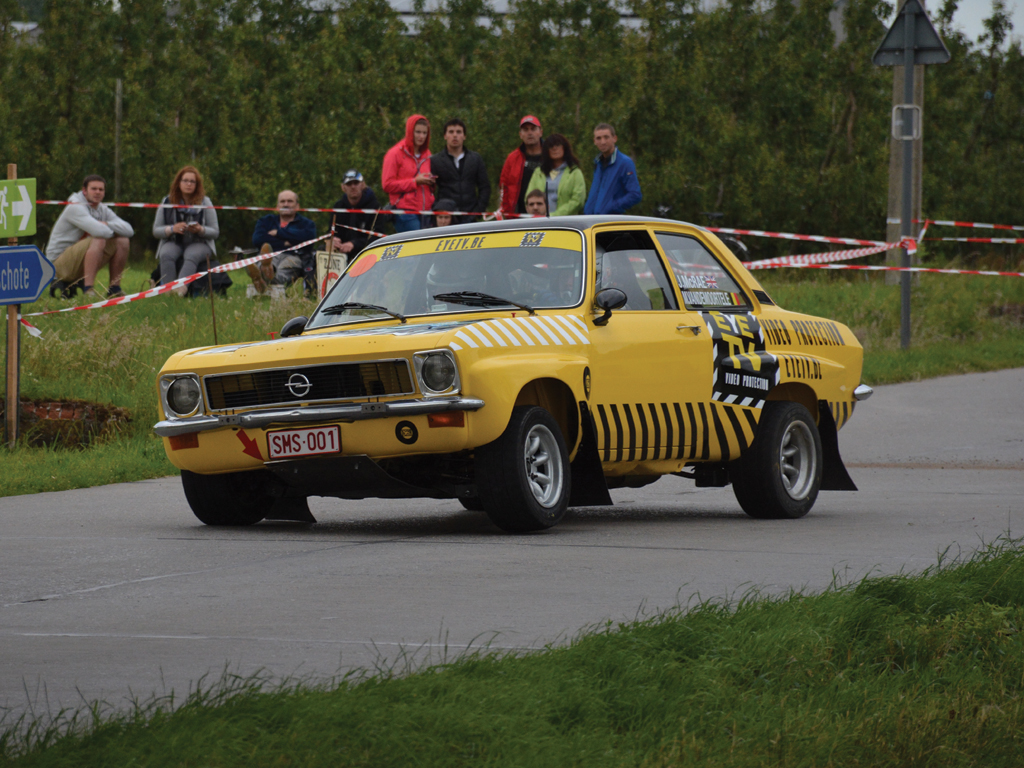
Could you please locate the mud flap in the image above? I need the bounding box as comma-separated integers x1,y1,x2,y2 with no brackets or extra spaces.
263,496,317,523
817,399,857,491
569,402,613,506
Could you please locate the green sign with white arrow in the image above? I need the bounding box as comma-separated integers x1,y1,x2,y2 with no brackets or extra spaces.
0,178,37,238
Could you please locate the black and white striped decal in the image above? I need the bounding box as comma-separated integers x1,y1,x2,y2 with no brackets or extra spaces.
593,402,760,463
448,315,590,350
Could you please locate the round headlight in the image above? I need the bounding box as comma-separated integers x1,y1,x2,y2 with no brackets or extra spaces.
167,377,202,415
421,354,456,392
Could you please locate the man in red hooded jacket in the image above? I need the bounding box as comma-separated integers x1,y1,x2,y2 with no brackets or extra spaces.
382,114,435,232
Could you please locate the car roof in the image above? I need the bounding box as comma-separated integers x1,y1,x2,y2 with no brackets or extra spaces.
371,215,707,247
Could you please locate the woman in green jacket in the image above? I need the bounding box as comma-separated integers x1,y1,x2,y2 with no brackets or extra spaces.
525,134,586,216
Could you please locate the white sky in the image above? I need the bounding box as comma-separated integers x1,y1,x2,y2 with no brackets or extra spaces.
885,0,1024,45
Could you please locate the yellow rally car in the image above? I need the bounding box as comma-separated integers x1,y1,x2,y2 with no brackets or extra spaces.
155,216,872,532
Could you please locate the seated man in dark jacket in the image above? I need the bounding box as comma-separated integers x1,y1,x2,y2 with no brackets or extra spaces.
251,189,317,294
329,170,386,262
430,118,490,223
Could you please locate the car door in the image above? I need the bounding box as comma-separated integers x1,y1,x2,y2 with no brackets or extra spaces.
585,226,712,465
653,230,777,463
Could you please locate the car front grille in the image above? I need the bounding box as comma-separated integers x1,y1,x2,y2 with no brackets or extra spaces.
204,360,415,411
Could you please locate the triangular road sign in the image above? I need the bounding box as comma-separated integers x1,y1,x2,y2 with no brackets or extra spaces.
873,0,951,66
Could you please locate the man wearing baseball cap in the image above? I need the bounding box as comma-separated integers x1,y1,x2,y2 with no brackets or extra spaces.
499,115,544,218
328,169,386,260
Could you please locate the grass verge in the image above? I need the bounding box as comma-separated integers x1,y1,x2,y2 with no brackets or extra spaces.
3,542,1022,766
1,265,1022,497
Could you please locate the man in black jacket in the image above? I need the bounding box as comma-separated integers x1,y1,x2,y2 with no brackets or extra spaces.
430,118,491,223
330,170,386,261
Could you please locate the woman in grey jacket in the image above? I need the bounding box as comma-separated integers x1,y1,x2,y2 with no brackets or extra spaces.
153,166,220,296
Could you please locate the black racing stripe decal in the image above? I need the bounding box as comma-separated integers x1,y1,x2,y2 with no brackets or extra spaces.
743,408,759,438
724,405,748,453
830,322,846,346
674,403,687,459
661,403,673,460
610,404,624,462
685,402,698,460
636,404,649,461
648,403,661,461
597,404,612,461
709,403,730,462
623,404,637,462
697,402,710,461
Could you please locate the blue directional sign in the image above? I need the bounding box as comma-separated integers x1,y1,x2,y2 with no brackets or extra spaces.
0,245,54,305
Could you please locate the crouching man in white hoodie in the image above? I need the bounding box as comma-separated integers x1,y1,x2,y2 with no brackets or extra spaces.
45,175,134,298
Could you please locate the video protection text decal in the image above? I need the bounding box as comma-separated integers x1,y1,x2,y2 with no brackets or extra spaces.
702,311,780,409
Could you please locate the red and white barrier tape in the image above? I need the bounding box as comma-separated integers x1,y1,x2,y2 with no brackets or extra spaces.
18,317,43,338
924,237,1024,244
334,223,387,239
36,199,535,218
22,234,331,319
708,226,887,248
744,238,917,270
788,263,1024,277
745,243,890,270
927,218,1024,232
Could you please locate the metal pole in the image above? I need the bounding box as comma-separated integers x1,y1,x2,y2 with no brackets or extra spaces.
900,3,915,349
206,254,218,346
5,164,20,448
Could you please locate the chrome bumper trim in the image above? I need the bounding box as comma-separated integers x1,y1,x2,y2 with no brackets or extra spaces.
853,384,873,402
153,396,485,437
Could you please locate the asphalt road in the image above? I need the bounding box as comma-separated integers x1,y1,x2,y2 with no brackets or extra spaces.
2,368,1022,722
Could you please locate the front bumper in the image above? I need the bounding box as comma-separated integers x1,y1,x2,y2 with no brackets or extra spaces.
153,395,486,437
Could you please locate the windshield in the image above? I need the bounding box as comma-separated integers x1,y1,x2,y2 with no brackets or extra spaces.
308,229,585,329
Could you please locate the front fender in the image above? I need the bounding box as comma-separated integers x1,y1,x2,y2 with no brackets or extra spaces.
460,353,589,448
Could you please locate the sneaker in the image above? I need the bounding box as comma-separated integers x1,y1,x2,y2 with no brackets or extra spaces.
107,285,125,298
269,285,286,300
82,288,98,299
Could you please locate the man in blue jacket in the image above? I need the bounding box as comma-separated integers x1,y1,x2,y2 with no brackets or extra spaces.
583,123,642,216
251,189,317,295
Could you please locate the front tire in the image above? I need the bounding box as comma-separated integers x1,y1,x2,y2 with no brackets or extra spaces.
732,402,822,520
181,469,269,526
475,406,571,533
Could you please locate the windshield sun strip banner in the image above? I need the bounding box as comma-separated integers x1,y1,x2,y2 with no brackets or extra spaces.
347,229,583,270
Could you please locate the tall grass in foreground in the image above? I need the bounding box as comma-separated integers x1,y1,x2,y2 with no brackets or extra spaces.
1,266,1022,497
2,542,1022,766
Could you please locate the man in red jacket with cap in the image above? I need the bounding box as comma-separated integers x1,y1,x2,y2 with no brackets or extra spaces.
499,115,543,218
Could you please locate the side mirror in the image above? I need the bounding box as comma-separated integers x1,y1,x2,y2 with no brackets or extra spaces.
593,288,627,326
280,316,308,338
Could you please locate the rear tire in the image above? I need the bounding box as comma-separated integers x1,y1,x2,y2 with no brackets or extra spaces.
732,402,822,520
181,469,269,526
476,406,571,533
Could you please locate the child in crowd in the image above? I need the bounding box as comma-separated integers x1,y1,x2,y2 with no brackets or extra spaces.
432,198,457,228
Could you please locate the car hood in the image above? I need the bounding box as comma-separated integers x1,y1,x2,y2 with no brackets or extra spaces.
166,320,479,374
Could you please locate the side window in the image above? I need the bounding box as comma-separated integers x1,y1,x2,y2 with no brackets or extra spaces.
594,230,678,311
655,232,750,311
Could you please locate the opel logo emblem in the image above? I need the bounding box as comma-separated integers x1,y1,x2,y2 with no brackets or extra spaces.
285,372,312,398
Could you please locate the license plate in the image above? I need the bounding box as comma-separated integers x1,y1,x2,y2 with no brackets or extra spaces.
267,425,341,459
